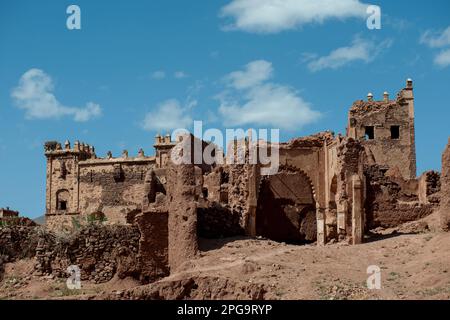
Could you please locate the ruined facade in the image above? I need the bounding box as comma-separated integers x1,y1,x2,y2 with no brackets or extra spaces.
44,79,441,256
44,137,174,230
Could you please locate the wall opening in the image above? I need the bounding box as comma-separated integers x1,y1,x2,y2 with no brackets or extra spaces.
365,126,375,140
59,201,67,210
390,126,400,139
56,189,70,212
202,187,208,199
256,170,316,244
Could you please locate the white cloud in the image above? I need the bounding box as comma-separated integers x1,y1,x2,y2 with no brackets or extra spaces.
174,71,188,79
151,70,166,79
220,0,370,33
225,60,273,89
142,99,193,131
420,27,450,68
305,37,392,72
11,69,102,122
218,60,320,130
434,49,450,68
420,27,450,48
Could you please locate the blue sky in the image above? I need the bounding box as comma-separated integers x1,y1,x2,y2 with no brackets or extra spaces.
1,0,449,218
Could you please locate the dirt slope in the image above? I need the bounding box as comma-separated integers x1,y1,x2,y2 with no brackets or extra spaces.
1,213,450,300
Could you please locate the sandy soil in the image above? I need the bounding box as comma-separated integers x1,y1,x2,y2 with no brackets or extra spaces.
1,214,450,300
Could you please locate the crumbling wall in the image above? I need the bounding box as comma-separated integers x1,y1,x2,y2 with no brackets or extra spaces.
135,211,169,283
0,223,175,285
197,203,244,238
0,226,40,262
228,164,251,230
78,161,154,225
418,171,441,205
198,165,246,238
334,136,366,241
335,137,365,239
364,165,436,229
0,226,41,281
35,224,141,283
203,169,222,203
441,139,450,230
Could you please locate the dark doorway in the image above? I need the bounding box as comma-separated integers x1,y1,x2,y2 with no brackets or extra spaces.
390,126,400,139
59,201,67,210
256,171,316,244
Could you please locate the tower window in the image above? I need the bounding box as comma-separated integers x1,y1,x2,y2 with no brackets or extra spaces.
56,189,70,212
391,126,400,139
365,126,375,140
59,201,67,210
202,187,208,199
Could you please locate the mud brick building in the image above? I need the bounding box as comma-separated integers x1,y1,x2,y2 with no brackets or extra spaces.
347,79,416,179
43,79,441,252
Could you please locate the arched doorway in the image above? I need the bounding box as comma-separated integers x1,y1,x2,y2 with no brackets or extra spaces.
256,168,317,244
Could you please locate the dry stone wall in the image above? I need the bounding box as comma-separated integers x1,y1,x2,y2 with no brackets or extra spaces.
35,224,140,283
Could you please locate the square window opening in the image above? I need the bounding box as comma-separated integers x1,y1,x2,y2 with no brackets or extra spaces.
391,126,400,139
365,126,375,140
59,201,67,210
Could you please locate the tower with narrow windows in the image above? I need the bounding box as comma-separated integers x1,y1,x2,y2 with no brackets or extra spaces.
346,79,416,179
44,140,95,216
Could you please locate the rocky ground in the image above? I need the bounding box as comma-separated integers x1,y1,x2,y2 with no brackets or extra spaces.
1,213,450,300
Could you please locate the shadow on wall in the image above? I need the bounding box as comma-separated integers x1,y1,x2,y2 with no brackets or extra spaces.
197,203,244,239
256,172,317,245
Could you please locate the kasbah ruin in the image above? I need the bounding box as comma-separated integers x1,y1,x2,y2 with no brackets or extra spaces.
1,79,450,300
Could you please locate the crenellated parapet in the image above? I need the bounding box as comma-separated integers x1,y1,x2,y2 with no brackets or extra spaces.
44,140,96,160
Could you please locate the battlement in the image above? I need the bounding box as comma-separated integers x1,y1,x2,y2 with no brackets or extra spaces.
79,149,156,166
350,79,414,116
154,133,177,147
44,140,96,160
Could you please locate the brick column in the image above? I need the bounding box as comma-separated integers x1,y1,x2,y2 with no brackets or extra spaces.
167,164,198,272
